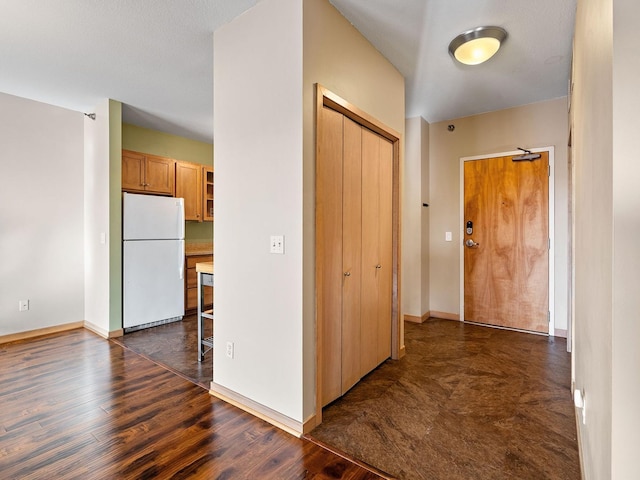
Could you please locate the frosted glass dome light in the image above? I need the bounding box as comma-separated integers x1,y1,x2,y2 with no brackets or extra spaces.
449,26,507,66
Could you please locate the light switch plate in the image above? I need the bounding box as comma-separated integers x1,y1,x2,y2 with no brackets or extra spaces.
270,235,284,254
445,232,452,242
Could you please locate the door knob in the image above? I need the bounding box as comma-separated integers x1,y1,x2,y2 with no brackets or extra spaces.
344,271,351,277
465,239,479,248
376,264,382,269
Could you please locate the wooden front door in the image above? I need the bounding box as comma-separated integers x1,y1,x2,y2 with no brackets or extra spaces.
463,151,549,333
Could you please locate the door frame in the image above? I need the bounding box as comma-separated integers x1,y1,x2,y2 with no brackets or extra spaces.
459,147,555,335
315,84,402,425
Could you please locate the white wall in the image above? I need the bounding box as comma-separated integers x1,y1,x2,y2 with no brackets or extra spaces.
0,92,84,335
84,99,112,336
404,117,429,318
428,98,570,333
611,1,640,476
213,0,305,422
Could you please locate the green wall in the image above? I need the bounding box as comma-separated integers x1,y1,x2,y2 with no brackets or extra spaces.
122,123,214,243
109,100,123,332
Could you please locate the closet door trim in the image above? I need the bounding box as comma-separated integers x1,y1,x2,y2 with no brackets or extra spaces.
315,84,402,425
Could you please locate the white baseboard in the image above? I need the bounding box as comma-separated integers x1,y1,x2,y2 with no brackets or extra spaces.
83,321,123,339
554,328,568,338
209,381,304,438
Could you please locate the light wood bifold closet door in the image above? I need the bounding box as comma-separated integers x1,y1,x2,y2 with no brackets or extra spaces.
318,106,393,407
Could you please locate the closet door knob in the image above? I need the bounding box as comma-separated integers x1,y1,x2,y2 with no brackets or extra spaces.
376,264,382,269
344,272,351,277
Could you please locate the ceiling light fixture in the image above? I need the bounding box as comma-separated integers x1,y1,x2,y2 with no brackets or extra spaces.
448,26,507,66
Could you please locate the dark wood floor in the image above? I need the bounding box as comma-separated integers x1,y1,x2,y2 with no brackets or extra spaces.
0,329,383,479
308,319,581,480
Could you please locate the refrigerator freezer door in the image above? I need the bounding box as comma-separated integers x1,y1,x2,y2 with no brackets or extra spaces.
123,239,185,328
123,193,185,240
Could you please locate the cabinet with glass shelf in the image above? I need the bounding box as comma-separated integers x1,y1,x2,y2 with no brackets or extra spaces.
203,167,214,222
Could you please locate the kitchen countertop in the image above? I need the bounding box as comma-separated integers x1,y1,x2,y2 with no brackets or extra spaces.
195,261,213,274
185,242,213,256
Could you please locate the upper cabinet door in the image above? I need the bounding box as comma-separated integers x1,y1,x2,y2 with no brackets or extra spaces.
122,150,175,196
145,155,175,196
202,167,214,222
122,150,146,192
175,161,202,221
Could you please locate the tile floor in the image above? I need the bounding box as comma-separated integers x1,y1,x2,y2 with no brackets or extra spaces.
308,319,581,480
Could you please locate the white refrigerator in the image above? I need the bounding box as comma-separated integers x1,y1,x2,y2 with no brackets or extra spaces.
123,193,185,331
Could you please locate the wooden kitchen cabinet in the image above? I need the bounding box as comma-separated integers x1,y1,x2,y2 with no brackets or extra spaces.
176,161,202,221
185,255,213,312
122,150,175,196
203,167,214,222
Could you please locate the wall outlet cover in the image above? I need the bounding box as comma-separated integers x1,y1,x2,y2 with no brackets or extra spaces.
270,235,284,254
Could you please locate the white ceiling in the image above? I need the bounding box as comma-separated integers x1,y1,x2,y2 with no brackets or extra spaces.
0,0,576,144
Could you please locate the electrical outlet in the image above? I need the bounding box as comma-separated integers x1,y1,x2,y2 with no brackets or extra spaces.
270,235,284,254
18,300,29,311
574,389,586,425
226,341,234,359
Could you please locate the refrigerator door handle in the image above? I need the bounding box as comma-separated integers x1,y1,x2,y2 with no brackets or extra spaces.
179,241,185,280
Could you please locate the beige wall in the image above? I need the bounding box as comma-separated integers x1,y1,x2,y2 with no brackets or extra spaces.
404,117,430,318
213,0,405,428
420,119,430,314
572,0,613,477
303,0,406,418
572,0,640,478
428,98,570,332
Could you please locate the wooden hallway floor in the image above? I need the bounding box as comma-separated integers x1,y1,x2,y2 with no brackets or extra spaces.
0,329,383,479
308,319,581,480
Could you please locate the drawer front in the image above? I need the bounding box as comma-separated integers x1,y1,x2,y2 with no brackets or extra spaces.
186,268,198,288
186,255,212,269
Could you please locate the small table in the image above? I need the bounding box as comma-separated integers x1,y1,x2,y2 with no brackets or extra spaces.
195,261,214,362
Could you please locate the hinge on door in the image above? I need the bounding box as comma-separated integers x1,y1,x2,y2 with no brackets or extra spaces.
548,238,551,250
548,165,551,177
548,311,551,323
